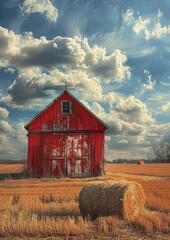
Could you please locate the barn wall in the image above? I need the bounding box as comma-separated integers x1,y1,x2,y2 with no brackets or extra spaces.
28,131,105,177
90,132,105,176
28,133,42,175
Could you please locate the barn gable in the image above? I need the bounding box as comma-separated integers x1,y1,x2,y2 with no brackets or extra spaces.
25,90,107,132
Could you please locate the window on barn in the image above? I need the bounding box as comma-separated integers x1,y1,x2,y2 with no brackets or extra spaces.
62,101,71,114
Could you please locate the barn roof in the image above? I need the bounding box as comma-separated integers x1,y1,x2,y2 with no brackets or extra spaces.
24,90,108,130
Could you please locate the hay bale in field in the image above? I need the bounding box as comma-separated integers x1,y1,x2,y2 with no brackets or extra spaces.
79,179,145,221
137,160,145,165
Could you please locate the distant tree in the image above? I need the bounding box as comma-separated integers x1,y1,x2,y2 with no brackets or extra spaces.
153,142,170,163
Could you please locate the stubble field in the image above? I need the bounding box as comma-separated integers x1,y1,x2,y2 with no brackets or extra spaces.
0,163,170,239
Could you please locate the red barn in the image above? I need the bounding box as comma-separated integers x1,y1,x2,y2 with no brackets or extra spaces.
25,90,107,177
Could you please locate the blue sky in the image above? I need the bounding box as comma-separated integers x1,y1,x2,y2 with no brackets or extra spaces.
0,0,170,161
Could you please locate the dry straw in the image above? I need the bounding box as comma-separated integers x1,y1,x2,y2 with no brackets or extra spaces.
79,179,145,221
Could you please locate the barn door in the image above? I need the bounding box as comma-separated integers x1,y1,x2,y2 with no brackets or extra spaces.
42,134,66,177
66,134,90,177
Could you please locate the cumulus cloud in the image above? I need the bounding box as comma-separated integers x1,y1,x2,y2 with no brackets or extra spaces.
114,96,154,125
0,26,130,83
162,102,170,112
103,92,118,107
0,121,14,134
0,26,130,108
89,101,146,138
20,0,58,22
0,24,131,108
123,9,170,40
0,107,9,118
90,102,107,120
1,69,105,108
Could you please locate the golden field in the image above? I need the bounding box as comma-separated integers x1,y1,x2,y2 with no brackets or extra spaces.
105,163,170,177
0,163,170,239
0,164,24,174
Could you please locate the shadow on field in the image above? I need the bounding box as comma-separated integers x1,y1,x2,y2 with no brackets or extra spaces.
0,171,30,180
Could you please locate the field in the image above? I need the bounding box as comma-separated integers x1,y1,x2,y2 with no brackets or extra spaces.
0,164,24,174
105,163,170,177
0,163,170,239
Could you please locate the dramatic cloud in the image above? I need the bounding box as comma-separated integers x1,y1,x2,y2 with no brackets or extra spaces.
1,69,104,108
123,9,170,40
0,27,130,82
90,101,146,138
114,96,154,125
20,0,58,22
0,107,9,118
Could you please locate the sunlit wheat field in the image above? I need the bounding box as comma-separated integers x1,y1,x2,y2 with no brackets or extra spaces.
0,163,170,239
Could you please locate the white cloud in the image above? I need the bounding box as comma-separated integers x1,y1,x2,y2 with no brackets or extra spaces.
114,96,154,125
0,26,131,108
160,81,170,86
123,9,170,40
157,9,163,19
0,121,14,134
162,102,170,112
20,0,58,22
118,139,128,144
133,16,150,35
103,92,118,107
1,69,104,108
90,102,107,120
141,70,156,93
0,121,27,160
0,26,130,83
122,9,134,25
0,107,9,118
145,22,170,40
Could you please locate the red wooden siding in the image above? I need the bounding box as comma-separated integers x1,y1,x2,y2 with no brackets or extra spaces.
26,91,107,177
27,92,106,132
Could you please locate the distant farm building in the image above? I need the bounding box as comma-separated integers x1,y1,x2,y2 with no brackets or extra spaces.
25,91,107,177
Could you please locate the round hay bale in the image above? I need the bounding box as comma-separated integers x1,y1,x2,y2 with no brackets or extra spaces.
137,160,145,165
140,160,145,165
79,179,145,221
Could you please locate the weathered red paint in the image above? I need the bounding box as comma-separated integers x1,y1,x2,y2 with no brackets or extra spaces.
25,91,107,177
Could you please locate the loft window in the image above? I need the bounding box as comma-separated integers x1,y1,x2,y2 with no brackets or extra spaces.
62,101,71,114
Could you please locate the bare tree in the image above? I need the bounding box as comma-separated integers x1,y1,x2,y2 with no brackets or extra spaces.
153,142,170,163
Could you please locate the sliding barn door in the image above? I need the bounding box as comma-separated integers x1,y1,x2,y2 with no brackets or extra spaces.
66,134,90,177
